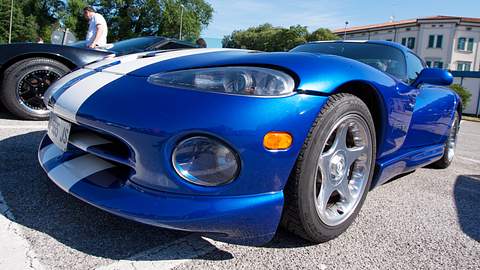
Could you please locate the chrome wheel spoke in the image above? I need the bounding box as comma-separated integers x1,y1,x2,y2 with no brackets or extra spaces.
337,180,353,204
332,123,349,151
345,146,367,167
317,175,334,211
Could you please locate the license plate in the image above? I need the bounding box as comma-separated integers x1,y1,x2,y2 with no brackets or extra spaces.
47,114,71,152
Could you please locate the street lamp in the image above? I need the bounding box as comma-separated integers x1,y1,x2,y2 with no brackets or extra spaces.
179,4,185,40
343,21,349,40
8,0,13,43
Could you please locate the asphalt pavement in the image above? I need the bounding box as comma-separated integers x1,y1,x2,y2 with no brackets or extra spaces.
0,111,479,270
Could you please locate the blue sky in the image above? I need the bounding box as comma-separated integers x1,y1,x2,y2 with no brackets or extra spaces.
202,0,480,40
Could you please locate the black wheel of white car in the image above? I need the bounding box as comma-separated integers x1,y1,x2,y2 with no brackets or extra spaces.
431,111,460,169
1,58,70,120
282,93,376,242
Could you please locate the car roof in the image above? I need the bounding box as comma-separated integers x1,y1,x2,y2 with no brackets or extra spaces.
308,40,413,54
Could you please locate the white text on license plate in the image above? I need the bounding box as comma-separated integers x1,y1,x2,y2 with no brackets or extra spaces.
47,114,71,152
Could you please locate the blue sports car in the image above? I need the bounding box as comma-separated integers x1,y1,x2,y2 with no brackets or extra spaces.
38,41,460,245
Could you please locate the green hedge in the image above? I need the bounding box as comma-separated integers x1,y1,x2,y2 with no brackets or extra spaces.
450,84,472,108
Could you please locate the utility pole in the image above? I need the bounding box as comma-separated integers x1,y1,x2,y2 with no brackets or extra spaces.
179,4,185,40
344,21,349,40
8,0,14,43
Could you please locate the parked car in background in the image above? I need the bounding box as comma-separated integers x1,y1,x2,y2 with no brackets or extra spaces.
0,37,196,120
38,41,461,245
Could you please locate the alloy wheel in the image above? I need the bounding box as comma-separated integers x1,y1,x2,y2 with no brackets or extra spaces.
314,114,373,226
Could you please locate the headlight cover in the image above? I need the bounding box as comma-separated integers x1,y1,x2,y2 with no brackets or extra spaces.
172,136,240,186
147,66,295,96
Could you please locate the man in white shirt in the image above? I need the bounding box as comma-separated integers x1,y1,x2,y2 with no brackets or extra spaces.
83,6,108,49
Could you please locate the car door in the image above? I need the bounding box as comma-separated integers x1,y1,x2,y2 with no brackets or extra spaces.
402,52,455,149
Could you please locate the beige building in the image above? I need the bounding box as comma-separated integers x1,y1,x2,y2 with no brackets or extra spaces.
333,16,480,71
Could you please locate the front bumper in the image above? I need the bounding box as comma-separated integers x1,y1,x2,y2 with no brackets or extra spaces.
39,135,283,245
41,71,330,244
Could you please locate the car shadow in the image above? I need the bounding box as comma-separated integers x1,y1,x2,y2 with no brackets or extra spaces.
454,175,480,242
0,130,233,261
0,111,17,120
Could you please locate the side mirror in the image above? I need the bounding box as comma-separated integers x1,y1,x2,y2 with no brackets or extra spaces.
412,68,453,87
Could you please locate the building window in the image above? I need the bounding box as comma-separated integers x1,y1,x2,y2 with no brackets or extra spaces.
458,37,474,52
401,37,407,46
436,35,443,48
457,61,472,71
407,37,415,49
426,60,444,69
433,61,444,69
428,35,443,48
406,28,411,31
467,27,472,31
428,35,435,48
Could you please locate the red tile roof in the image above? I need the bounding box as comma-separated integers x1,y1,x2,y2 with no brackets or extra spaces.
332,16,480,34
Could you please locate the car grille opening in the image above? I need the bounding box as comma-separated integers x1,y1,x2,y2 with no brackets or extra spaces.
68,124,134,168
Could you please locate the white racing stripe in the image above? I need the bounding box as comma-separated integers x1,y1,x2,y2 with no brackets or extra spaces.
45,68,92,100
47,154,115,192
69,131,111,151
53,72,123,122
53,48,237,122
85,54,138,70
39,143,64,165
99,48,233,74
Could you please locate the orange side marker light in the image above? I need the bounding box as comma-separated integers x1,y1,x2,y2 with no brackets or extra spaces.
263,132,293,150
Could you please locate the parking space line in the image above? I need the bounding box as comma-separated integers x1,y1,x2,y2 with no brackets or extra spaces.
0,125,47,129
459,131,480,138
457,156,480,165
96,234,225,270
0,191,44,270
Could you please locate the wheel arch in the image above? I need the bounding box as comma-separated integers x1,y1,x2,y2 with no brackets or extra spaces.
456,95,463,122
0,53,76,80
331,80,387,154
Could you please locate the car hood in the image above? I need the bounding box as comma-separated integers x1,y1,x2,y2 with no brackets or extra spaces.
84,48,242,75
82,47,396,93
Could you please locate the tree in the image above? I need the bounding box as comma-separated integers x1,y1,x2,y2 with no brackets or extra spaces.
21,0,66,41
90,0,213,42
307,28,338,42
1,0,213,44
158,0,213,41
0,0,39,43
450,84,472,108
223,24,338,51
222,24,309,52
62,0,91,41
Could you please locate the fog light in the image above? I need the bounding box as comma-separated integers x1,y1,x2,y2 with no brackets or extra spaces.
263,132,292,150
172,136,240,186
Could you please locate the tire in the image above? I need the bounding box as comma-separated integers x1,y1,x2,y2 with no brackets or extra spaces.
1,57,70,120
430,111,460,169
282,93,376,243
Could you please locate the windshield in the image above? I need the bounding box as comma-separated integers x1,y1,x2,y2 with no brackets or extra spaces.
291,42,407,80
109,37,164,54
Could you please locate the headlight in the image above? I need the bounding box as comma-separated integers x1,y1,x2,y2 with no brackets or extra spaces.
147,67,295,96
172,136,240,186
